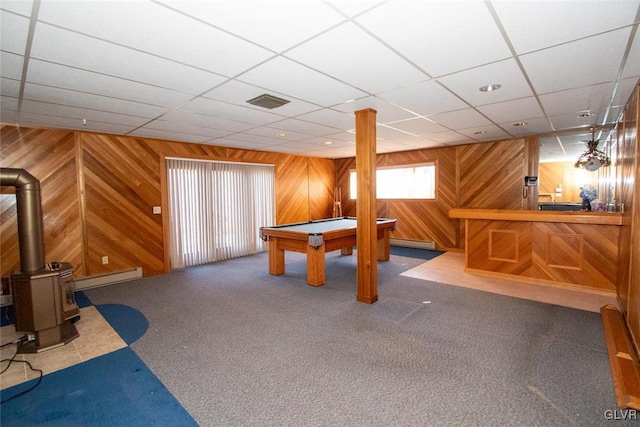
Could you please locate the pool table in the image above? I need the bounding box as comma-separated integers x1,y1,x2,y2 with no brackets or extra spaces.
260,216,397,286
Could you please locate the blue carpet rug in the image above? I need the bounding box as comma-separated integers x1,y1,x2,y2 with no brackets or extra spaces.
1,293,196,426
96,303,149,345
390,245,444,260
1,347,197,426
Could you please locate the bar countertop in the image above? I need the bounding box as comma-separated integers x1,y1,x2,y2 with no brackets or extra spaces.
448,208,623,226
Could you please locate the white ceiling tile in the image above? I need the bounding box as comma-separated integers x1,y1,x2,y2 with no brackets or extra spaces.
520,29,631,95
477,97,544,124
247,126,311,142
498,117,552,136
0,10,30,54
37,0,273,77
330,95,417,123
622,29,640,80
377,80,469,116
179,97,286,126
203,80,320,116
0,1,33,16
160,110,256,133
424,131,469,144
295,108,355,130
437,59,533,106
18,111,137,135
237,56,367,106
30,23,227,94
155,0,345,53
26,60,194,108
1,51,24,80
286,22,426,94
428,108,493,130
548,112,599,133
266,118,341,136
382,118,447,136
207,138,272,151
456,125,511,141
326,0,386,17
129,127,214,144
20,100,151,127
493,0,640,54
615,78,640,108
1,96,19,112
138,120,233,139
539,82,616,118
0,108,18,123
356,0,512,77
23,83,169,119
298,136,353,148
0,77,21,97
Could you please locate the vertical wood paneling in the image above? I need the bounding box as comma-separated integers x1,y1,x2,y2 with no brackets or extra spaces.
617,82,640,351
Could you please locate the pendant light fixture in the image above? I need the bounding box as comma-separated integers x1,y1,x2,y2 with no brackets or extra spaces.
574,128,611,171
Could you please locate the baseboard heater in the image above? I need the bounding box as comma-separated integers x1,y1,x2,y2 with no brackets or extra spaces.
390,238,436,250
74,267,142,291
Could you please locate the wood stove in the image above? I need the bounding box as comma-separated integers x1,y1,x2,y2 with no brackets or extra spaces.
1,168,80,353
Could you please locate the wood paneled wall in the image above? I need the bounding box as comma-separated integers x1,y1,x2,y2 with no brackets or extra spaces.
616,81,640,352
1,125,335,279
335,138,532,250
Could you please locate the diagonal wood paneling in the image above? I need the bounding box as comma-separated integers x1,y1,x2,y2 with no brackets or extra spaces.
308,157,335,220
1,125,335,280
0,126,83,278
458,139,526,209
335,141,524,250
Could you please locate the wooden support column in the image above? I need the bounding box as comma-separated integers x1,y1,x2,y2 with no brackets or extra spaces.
354,108,378,304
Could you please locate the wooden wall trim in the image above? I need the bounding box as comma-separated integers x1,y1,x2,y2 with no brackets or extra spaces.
75,132,89,277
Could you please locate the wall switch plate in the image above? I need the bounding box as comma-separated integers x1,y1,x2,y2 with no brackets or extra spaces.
102,256,109,264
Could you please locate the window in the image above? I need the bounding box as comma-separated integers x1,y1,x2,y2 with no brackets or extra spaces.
166,158,275,269
350,164,436,199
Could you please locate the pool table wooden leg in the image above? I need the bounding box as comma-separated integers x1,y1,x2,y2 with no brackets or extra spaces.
268,237,285,276
306,244,326,286
377,229,391,261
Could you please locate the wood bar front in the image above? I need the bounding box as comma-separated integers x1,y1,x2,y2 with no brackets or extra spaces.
449,208,623,293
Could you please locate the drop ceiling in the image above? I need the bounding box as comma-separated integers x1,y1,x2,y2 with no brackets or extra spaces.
1,0,639,162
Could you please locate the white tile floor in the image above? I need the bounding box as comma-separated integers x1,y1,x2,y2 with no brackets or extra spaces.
0,306,126,390
402,251,619,312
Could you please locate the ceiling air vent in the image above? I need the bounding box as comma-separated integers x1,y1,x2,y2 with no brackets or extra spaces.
246,94,290,109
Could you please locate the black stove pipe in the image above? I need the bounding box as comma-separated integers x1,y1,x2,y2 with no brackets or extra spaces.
0,168,45,274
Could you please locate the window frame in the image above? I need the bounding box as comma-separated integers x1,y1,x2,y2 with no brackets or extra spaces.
349,161,438,201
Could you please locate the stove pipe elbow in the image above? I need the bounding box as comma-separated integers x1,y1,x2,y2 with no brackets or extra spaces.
0,168,45,274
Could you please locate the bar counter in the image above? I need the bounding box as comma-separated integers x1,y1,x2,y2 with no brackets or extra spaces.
449,209,623,293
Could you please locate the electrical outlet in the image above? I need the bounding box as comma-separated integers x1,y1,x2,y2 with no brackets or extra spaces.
102,256,109,265
153,206,161,214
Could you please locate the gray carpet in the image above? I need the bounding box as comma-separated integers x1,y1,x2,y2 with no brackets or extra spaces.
85,251,625,426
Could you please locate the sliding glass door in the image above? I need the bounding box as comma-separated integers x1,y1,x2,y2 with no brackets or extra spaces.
166,158,275,269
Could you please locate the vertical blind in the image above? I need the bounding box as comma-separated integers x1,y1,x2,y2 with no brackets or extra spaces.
166,158,275,269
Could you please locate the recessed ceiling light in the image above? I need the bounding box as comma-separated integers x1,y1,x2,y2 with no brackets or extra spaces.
275,132,286,137
513,122,528,127
473,131,486,135
577,110,592,118
479,84,501,92
324,141,333,145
